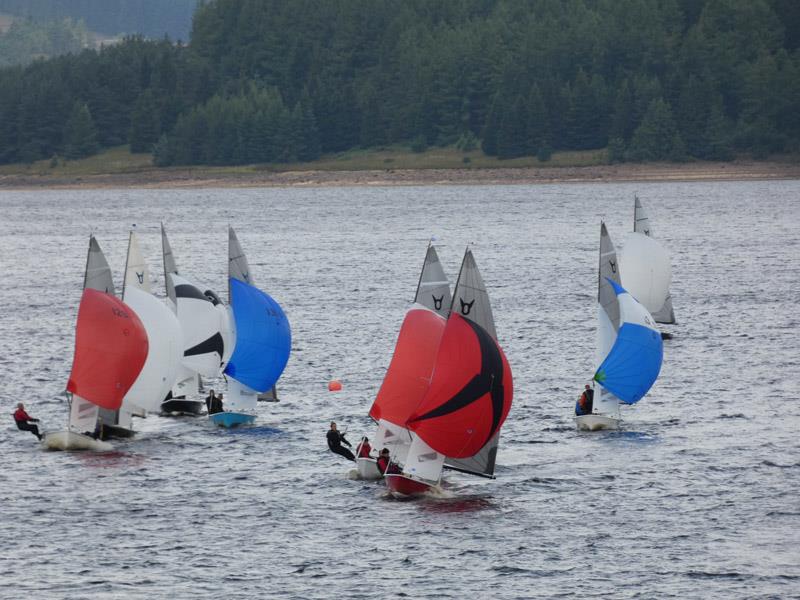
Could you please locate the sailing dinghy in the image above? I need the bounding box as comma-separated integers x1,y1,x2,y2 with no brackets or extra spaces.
371,247,513,497
620,196,675,325
42,236,148,451
214,227,291,427
358,242,451,480
160,224,233,415
575,223,664,431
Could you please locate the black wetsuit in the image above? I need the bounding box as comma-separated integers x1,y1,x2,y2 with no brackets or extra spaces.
327,429,355,461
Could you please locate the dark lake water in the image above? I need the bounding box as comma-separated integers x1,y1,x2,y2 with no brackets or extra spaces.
1,180,799,599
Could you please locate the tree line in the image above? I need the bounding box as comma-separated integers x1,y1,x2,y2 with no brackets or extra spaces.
0,0,798,166
0,0,196,40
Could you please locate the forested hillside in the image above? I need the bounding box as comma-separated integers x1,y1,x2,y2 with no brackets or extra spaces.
0,0,798,167
0,0,196,40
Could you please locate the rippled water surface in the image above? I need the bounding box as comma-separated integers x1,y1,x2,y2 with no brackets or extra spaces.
1,181,799,599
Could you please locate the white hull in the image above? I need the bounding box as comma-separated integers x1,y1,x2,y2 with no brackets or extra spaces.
356,457,382,480
575,414,620,431
42,430,113,451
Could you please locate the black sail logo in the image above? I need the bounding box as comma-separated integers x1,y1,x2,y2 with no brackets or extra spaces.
609,260,617,273
432,295,443,310
460,299,475,315
410,318,505,449
136,271,144,284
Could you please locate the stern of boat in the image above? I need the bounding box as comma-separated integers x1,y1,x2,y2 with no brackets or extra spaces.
574,414,620,431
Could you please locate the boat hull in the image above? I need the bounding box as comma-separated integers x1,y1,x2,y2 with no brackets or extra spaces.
385,473,434,497
161,398,205,416
98,423,135,441
574,414,620,431
42,431,113,451
209,412,255,428
356,457,382,480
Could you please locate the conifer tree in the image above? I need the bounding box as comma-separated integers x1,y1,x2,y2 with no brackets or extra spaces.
62,102,98,159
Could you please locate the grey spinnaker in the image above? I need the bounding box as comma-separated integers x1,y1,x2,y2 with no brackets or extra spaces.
442,247,501,478
83,235,115,294
413,243,451,316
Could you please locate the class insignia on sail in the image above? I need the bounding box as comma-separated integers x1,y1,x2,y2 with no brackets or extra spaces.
365,243,513,496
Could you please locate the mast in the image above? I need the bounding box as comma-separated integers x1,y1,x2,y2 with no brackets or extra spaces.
122,230,133,300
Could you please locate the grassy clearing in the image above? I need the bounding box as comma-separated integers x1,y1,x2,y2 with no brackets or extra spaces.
0,144,610,178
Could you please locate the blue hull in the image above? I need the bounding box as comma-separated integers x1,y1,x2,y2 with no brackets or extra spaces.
209,412,256,428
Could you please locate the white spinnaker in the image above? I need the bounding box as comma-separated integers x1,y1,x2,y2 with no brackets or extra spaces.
122,287,183,413
170,273,226,377
123,231,151,294
68,395,99,433
620,233,672,316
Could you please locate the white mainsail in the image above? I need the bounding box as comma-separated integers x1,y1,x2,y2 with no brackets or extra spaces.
444,247,500,478
224,227,256,413
621,197,675,324
414,243,451,317
594,222,622,419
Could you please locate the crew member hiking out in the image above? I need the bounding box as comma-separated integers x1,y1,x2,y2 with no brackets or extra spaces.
326,422,355,461
13,403,42,440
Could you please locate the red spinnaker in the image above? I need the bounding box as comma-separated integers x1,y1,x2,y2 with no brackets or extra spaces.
369,307,446,425
408,313,512,458
66,288,149,409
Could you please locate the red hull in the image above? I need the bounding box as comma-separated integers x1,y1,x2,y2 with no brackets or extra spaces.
385,473,433,497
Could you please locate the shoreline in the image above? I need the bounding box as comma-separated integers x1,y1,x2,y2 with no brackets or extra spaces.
0,159,798,189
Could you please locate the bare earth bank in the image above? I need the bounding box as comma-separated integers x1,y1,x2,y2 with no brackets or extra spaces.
0,159,798,189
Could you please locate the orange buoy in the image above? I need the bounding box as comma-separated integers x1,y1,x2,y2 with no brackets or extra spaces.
328,379,343,392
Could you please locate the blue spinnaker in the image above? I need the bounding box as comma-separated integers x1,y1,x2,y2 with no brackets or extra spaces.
224,278,291,393
594,321,662,404
594,278,663,404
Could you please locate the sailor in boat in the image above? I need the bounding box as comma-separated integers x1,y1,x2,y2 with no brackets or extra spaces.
13,403,42,441
209,393,224,415
376,448,391,475
326,422,354,461
205,389,218,413
356,436,372,459
575,384,594,416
